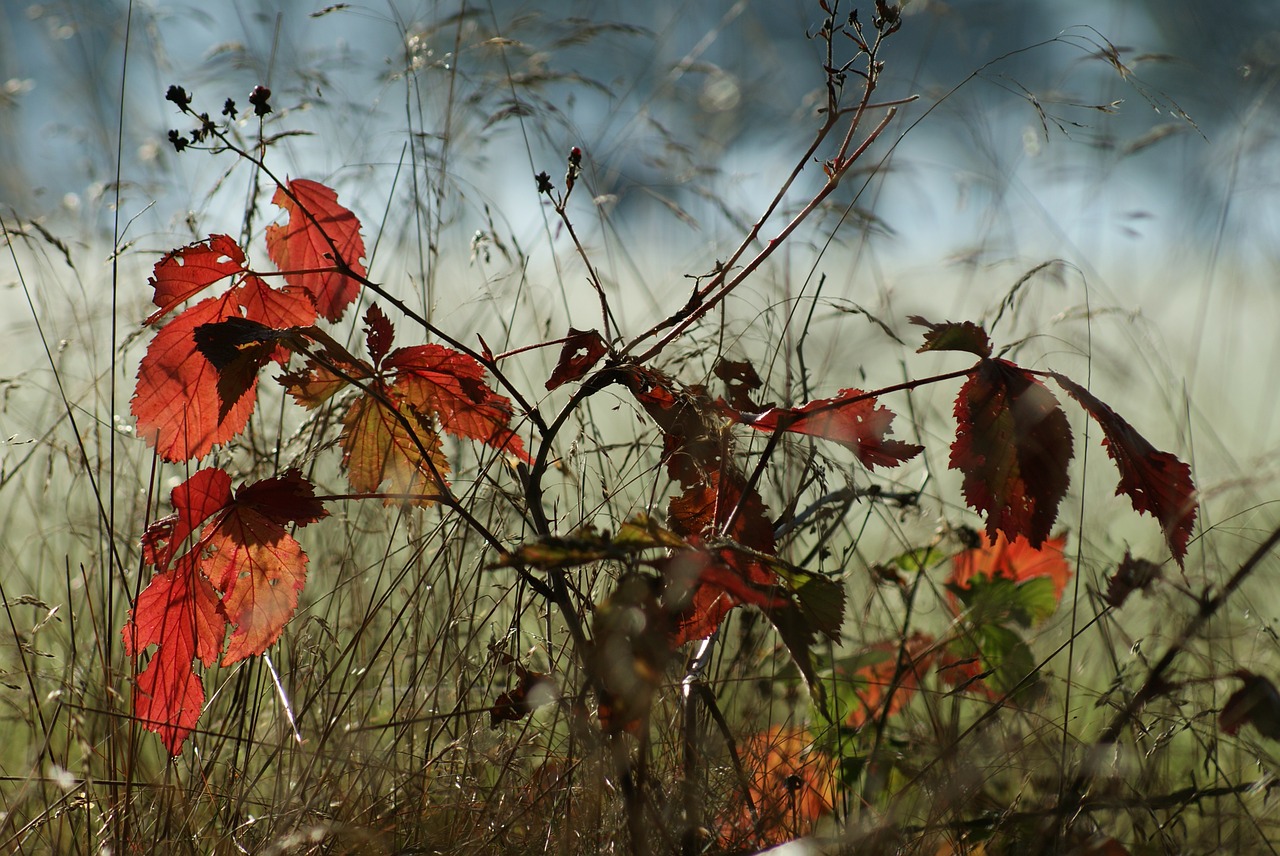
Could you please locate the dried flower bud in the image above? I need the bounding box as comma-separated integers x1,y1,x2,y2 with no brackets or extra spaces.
248,85,272,116
165,85,191,111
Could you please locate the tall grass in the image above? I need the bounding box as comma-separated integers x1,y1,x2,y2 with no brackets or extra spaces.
2,2,1280,854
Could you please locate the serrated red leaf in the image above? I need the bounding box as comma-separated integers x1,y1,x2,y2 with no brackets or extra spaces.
133,276,316,461
950,359,1073,547
546,328,608,391
141,468,234,568
144,234,249,326
948,531,1071,601
364,304,395,366
123,552,225,754
723,388,923,470
265,178,365,322
909,315,992,358
387,344,530,462
126,468,327,753
132,295,260,461
1053,375,1197,564
201,470,328,664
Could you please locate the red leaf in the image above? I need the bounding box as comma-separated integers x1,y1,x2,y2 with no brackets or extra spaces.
948,530,1072,601
201,471,328,664
950,360,1073,547
126,469,327,753
909,316,992,358
144,234,249,326
1053,375,1197,564
723,388,923,470
388,344,530,462
132,294,261,461
123,553,225,754
546,328,608,391
133,275,317,461
364,303,395,366
266,178,366,322
141,468,234,568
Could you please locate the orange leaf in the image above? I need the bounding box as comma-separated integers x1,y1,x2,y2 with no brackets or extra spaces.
950,360,1073,547
265,178,365,322
845,632,936,729
388,344,530,462
948,531,1072,601
341,386,450,504
719,726,835,848
201,471,328,664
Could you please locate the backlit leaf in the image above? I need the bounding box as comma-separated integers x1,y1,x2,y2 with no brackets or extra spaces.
723,388,922,470
133,274,316,461
949,531,1072,602
144,234,250,326
124,468,328,753
123,553,225,754
201,471,328,664
717,726,836,848
909,315,992,358
839,632,936,728
388,344,530,463
265,178,366,322
341,388,450,504
950,360,1073,547
1053,374,1197,564
546,328,608,390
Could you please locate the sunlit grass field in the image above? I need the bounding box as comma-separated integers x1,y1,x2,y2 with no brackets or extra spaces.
3,3,1280,854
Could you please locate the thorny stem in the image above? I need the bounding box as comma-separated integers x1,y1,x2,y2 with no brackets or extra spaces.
551,197,615,344
621,14,898,364
630,107,898,366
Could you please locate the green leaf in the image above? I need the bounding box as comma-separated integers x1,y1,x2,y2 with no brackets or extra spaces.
977,624,1037,696
949,574,1060,628
890,546,945,572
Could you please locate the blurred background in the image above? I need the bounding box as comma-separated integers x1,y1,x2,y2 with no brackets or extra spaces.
2,0,1278,545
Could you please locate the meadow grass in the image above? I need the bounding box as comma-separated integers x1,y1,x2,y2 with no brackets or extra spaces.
2,3,1279,854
